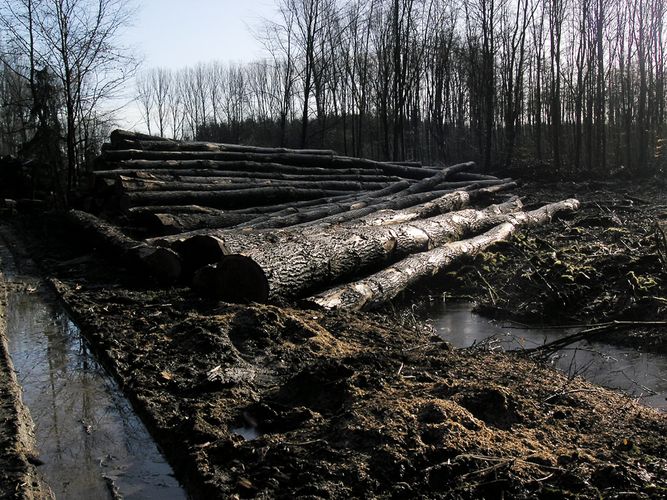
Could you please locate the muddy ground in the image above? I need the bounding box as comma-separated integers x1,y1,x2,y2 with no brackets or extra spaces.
0,179,666,499
0,238,52,499
433,179,667,353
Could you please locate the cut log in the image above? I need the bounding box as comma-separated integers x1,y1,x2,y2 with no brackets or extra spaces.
68,210,182,283
240,180,412,229
192,255,269,303
170,234,230,279
399,162,476,195
356,183,517,226
109,129,171,145
106,129,336,155
244,164,480,230
126,192,359,219
94,162,394,178
306,199,581,311
152,212,257,234
292,189,460,228
430,178,514,190
657,220,667,267
448,172,501,182
99,170,402,185
127,204,227,216
111,139,338,156
114,176,389,193
119,186,362,211
98,151,440,179
177,199,525,302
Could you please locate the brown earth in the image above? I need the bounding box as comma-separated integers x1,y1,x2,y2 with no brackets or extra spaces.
0,179,666,498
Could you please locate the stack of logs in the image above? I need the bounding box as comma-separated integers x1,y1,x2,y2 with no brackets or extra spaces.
72,129,580,311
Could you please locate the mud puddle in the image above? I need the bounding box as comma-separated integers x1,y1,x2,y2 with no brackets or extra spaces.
1,241,186,499
426,301,667,412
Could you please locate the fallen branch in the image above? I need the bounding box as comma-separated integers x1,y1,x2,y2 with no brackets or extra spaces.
525,320,667,358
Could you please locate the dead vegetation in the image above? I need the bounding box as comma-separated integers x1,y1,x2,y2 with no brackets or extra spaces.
449,180,667,353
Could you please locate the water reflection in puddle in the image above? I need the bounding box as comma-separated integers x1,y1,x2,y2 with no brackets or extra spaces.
5,283,187,499
231,426,260,441
426,301,667,412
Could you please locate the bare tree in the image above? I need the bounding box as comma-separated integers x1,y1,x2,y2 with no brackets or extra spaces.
151,67,171,138
136,71,154,135
1,0,137,192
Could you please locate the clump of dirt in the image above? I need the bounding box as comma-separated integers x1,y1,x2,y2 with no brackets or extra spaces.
445,179,667,352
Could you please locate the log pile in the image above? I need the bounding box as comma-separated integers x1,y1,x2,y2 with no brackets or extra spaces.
74,130,580,310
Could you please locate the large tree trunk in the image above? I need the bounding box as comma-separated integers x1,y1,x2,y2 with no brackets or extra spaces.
176,199,525,302
307,199,580,311
114,177,390,194
119,186,363,211
68,210,182,283
98,151,440,179
94,163,398,180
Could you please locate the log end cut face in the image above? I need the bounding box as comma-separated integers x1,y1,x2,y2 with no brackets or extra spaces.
192,254,270,304
134,246,183,284
173,234,230,278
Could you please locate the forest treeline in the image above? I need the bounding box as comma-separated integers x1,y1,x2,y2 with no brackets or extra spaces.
0,0,665,205
137,0,667,177
0,0,135,202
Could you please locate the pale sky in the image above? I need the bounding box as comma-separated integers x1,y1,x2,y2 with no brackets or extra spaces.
117,0,277,129
125,0,277,68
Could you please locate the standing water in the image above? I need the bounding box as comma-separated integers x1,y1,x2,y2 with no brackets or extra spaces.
0,235,187,499
426,301,667,412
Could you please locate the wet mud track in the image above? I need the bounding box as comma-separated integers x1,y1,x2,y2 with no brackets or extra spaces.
0,224,185,499
0,229,52,499
49,283,667,498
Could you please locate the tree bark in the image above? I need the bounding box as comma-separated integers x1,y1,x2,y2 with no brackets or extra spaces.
98,151,439,179
174,199,525,302
68,209,182,283
307,199,580,311
119,186,362,211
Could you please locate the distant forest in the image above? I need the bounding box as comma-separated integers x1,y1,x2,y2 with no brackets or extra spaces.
1,0,665,205
135,0,667,177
